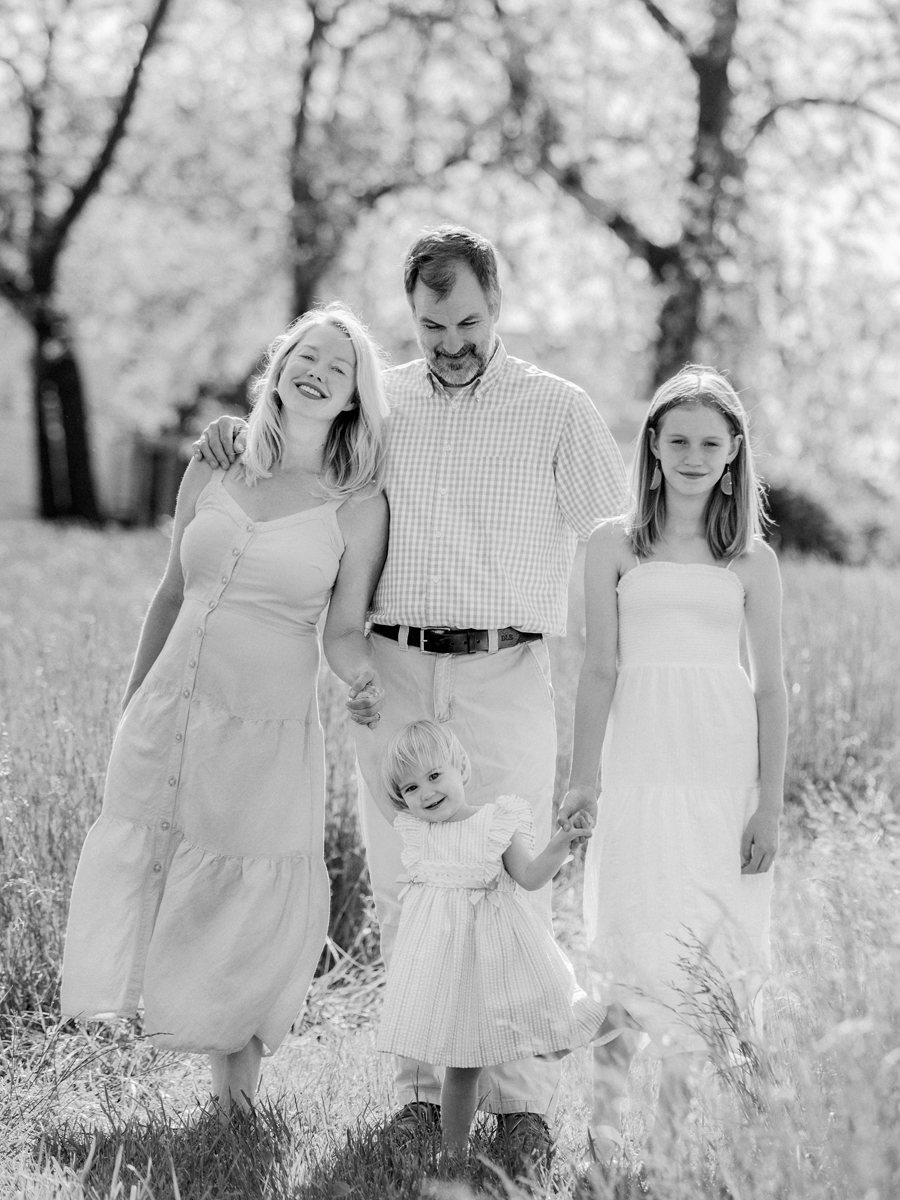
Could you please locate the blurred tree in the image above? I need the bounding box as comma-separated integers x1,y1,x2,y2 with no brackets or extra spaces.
8,0,897,547
286,0,484,318
223,0,503,410
0,0,172,520
489,0,900,388
82,0,509,515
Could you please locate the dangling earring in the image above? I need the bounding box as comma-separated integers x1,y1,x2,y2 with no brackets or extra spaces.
720,468,733,496
649,459,662,490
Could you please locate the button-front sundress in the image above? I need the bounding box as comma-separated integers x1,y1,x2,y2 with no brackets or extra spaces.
584,562,773,1056
61,473,340,1054
377,795,606,1068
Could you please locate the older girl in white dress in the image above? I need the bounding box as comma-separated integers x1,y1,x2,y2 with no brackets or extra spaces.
562,365,787,1159
62,304,389,1115
375,720,620,1160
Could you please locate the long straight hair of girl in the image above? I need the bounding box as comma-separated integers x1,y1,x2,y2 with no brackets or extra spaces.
629,364,767,561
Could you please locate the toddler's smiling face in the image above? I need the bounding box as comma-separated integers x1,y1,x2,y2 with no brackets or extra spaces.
395,760,470,823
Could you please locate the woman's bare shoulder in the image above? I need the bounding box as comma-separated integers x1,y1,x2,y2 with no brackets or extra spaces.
337,489,388,538
176,456,217,510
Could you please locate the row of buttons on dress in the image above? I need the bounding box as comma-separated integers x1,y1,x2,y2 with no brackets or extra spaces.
148,516,257,878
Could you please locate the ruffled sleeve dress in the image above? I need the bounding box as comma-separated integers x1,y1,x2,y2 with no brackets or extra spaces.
376,795,606,1068
61,474,340,1055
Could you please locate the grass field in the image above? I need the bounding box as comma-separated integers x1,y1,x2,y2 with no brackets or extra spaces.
1,520,899,1198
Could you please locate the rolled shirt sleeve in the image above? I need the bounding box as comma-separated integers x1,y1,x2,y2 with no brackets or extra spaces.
554,389,629,539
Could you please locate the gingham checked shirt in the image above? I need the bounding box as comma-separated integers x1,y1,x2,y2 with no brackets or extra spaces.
370,339,628,637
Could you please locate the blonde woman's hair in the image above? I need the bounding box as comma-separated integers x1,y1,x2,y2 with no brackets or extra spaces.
629,364,767,561
381,720,472,811
240,302,390,498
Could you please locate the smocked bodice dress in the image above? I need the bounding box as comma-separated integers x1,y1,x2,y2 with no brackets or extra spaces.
61,473,342,1054
377,796,606,1068
583,563,773,1056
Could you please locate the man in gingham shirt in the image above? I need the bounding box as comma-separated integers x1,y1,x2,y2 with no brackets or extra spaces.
195,226,627,1149
349,227,627,1147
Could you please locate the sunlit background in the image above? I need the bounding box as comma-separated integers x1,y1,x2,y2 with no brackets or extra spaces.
1,0,898,561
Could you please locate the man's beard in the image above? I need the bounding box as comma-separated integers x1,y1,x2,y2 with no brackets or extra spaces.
427,344,488,388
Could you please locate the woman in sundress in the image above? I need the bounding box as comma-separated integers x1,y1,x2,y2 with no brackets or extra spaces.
62,303,389,1114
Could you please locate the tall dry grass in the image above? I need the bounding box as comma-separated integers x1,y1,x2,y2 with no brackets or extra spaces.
2,522,900,1197
780,559,900,819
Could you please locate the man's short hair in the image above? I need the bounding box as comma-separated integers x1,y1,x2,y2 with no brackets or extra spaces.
403,225,501,317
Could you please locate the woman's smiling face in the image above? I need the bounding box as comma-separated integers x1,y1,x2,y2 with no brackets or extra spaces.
278,321,357,420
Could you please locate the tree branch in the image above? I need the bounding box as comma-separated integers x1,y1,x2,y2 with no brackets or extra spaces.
538,155,681,281
353,126,482,208
636,0,692,54
488,0,679,279
485,0,681,280
747,95,900,146
293,2,333,162
0,262,25,309
38,0,174,275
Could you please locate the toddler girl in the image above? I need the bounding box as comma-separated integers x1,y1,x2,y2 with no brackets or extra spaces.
562,364,787,1159
376,719,620,1159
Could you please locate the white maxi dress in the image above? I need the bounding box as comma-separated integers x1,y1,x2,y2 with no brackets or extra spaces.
584,562,773,1057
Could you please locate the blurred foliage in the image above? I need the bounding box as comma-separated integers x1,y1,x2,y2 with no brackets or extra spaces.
0,0,899,550
765,484,850,562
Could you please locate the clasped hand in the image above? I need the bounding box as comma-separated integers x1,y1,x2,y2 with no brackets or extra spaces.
346,668,384,728
557,785,598,848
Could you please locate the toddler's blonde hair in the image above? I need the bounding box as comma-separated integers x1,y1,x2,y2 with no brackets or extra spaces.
381,720,471,811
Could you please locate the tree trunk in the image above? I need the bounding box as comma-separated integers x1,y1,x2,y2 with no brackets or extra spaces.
652,266,704,387
32,307,102,522
289,186,345,319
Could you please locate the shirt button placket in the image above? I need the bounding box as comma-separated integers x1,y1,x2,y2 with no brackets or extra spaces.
428,403,454,619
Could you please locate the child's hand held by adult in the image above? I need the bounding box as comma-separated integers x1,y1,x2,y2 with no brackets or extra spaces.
346,667,384,728
558,784,598,828
553,815,593,864
557,788,596,848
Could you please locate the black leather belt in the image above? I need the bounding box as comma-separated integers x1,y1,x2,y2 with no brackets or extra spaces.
371,624,542,654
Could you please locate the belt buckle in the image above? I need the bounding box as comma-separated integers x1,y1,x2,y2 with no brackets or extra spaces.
421,627,450,654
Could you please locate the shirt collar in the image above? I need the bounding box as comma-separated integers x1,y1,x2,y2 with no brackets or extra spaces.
426,337,507,402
